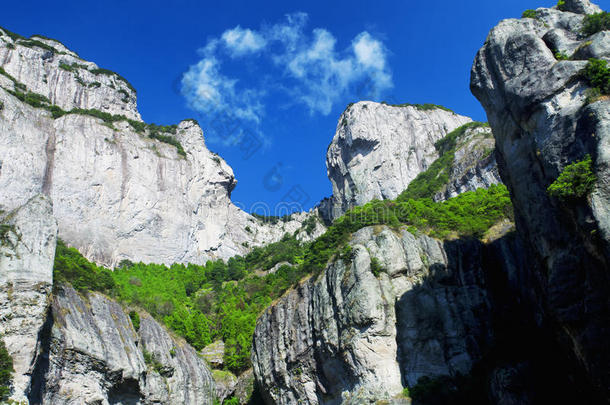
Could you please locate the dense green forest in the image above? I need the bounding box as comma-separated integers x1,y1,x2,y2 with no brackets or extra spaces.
53,184,513,377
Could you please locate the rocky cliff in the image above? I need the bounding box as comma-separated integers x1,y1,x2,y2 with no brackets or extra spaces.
252,1,610,404
252,226,499,404
1,197,217,404
321,102,503,221
32,286,215,404
321,102,471,220
0,27,324,268
0,30,140,120
471,0,610,399
0,195,57,403
432,123,501,201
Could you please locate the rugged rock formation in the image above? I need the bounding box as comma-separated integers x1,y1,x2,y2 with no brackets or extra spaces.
471,0,610,399
0,28,324,268
1,196,216,404
252,225,498,404
0,195,57,403
433,124,501,201
0,28,140,120
30,286,215,404
321,102,472,220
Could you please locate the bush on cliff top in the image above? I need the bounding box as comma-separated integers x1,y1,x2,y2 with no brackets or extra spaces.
380,101,455,113
582,12,610,36
522,9,538,19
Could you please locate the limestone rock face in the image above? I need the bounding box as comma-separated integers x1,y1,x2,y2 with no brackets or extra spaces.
0,195,57,404
560,0,602,14
0,33,324,268
0,197,216,404
323,102,472,220
0,28,141,120
31,286,215,404
433,124,502,201
471,0,610,399
252,226,495,404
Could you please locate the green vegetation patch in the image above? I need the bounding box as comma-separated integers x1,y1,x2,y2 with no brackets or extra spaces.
129,310,140,331
555,51,570,60
380,101,455,113
3,85,187,157
547,154,596,200
142,346,165,374
370,257,384,278
53,240,116,294
89,67,136,93
301,215,318,236
522,9,538,19
0,66,19,85
583,58,610,96
0,224,18,249
251,213,293,224
59,62,88,73
397,122,489,200
183,118,199,126
149,132,185,157
0,25,25,41
582,12,610,36
0,336,13,402
304,184,512,274
557,0,567,11
53,233,307,374
17,39,61,54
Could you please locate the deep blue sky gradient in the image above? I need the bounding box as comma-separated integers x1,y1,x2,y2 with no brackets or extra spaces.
3,0,582,213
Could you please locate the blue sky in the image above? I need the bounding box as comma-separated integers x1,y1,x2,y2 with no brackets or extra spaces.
2,0,573,213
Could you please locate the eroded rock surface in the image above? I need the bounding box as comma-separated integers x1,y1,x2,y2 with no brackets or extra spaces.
322,102,472,220
0,195,57,403
471,0,610,399
0,28,140,120
252,226,496,404
30,286,215,404
433,124,502,201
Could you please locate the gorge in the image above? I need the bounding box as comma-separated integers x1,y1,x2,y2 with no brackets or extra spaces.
1,0,609,404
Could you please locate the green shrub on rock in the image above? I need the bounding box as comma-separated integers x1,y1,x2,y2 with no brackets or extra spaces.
0,336,13,401
522,9,538,19
555,51,570,60
129,310,140,332
583,58,610,95
370,257,384,278
547,155,596,200
582,12,610,36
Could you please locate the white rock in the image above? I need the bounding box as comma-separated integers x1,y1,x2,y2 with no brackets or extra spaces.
0,195,57,403
252,226,496,404
323,102,472,220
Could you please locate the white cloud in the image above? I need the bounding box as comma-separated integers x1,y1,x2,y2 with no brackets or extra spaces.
353,32,387,71
181,56,265,144
221,26,266,56
181,12,393,143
